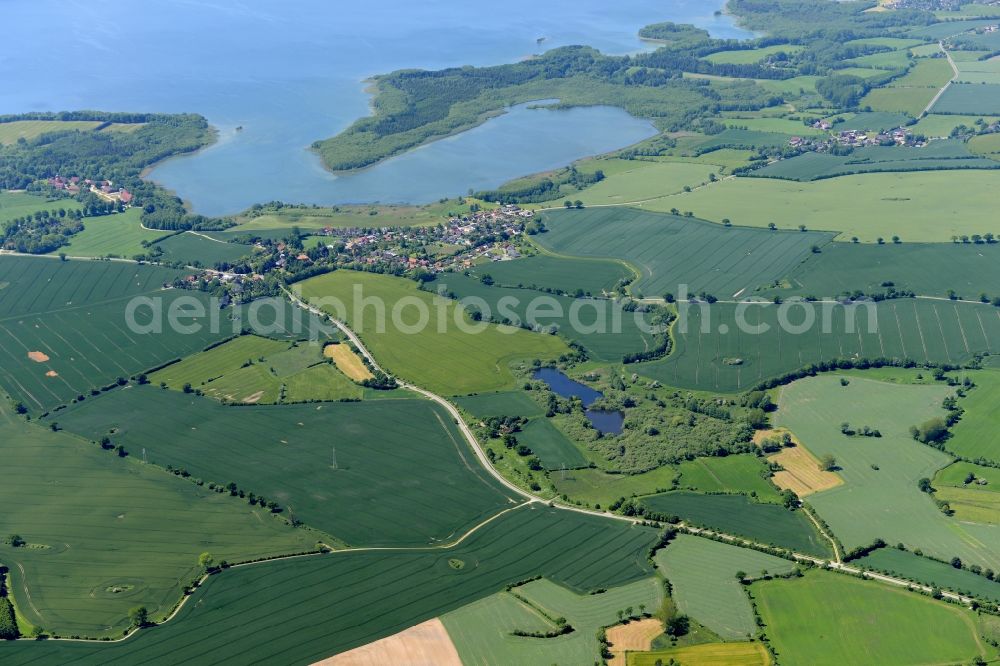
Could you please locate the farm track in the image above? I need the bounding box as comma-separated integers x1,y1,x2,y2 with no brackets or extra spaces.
921,42,959,116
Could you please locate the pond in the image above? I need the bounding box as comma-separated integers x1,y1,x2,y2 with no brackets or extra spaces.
532,368,625,435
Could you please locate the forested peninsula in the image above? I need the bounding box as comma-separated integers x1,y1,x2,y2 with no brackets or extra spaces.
312,0,934,171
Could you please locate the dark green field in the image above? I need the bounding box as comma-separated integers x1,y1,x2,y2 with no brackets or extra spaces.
641,491,832,557
453,390,544,418
50,387,518,547
152,232,253,267
467,254,631,295
518,418,589,470
430,273,661,361
751,140,999,181
773,241,1000,299
933,82,1000,115
0,257,235,412
639,298,1000,392
0,505,658,665
535,208,834,300
855,548,1000,603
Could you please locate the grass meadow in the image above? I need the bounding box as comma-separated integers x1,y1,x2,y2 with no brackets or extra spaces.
646,169,1000,242
563,159,720,205
443,577,662,665
753,569,988,666
675,454,782,503
945,369,1000,462
655,534,795,640
57,209,168,258
51,386,518,547
152,335,364,403
0,401,314,638
776,375,1000,570
553,466,679,507
297,270,570,395
453,390,544,418
0,505,658,665
0,191,83,226
640,298,1000,393
429,272,661,362
152,232,252,267
518,418,588,470
535,207,833,300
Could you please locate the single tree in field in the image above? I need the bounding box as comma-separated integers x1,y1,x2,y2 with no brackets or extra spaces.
128,606,148,629
8,535,25,548
819,454,836,472
563,200,573,209
199,552,215,572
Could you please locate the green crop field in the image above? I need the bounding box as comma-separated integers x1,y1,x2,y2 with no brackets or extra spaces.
773,240,1000,299
688,128,798,152
50,386,519,547
855,547,1000,602
907,18,1000,40
534,208,833,300
887,57,955,88
723,117,826,135
0,401,314,638
561,159,720,206
453,390,544,418
912,113,998,136
228,199,482,233
751,140,999,181
444,576,662,665
639,298,1000,392
641,491,831,557
753,569,988,666
554,466,679,507
864,85,941,117
933,82,1000,114
465,254,631,296
152,232,252,267
845,49,913,69
0,191,83,226
0,256,239,413
152,335,363,403
944,369,1000,462
297,270,569,395
675,454,782,503
831,111,914,131
518,417,588,470
628,642,770,666
703,44,804,64
57,209,168,258
969,131,1000,157
846,37,928,50
428,273,660,362
0,120,102,144
0,505,658,665
776,375,1000,570
645,169,1000,241
655,534,795,640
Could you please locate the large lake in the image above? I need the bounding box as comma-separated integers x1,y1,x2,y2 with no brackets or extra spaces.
0,1,751,215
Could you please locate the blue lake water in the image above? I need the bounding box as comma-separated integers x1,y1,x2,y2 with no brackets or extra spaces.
0,0,752,215
532,368,624,434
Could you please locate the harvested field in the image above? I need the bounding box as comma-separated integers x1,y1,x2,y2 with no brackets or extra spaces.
606,618,663,666
755,429,844,497
27,351,49,363
628,642,770,666
324,343,373,381
316,618,461,666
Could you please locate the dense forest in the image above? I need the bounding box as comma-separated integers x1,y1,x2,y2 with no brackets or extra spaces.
0,113,229,232
313,0,941,172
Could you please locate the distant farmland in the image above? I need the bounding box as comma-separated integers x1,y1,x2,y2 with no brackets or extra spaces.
639,298,1000,392
535,207,833,299
52,387,519,547
0,257,234,412
0,505,658,665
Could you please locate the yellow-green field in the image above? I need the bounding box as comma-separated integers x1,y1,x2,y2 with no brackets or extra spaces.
0,120,144,144
297,270,570,395
628,642,771,666
643,170,1000,241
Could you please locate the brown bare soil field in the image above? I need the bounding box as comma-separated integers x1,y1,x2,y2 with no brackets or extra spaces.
324,343,373,381
607,618,663,666
27,351,50,363
755,428,843,497
313,618,462,666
